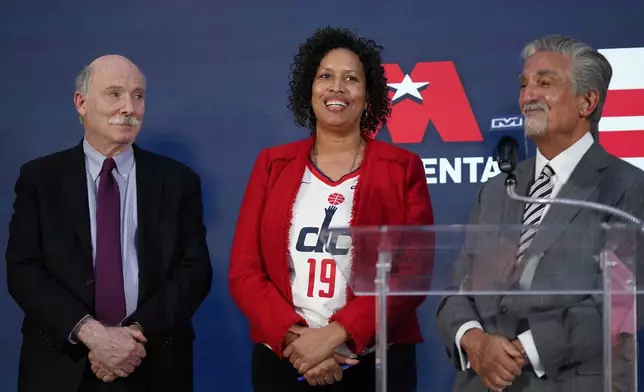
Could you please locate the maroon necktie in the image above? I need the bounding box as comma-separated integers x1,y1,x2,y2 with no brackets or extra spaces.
94,158,126,326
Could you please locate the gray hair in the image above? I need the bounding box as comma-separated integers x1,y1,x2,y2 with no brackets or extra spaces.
521,35,612,124
75,65,92,124
75,64,92,95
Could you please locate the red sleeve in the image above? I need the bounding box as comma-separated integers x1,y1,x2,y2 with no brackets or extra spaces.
228,149,306,358
329,153,434,354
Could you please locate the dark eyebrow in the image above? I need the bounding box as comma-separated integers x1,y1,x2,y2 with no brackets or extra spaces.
318,67,359,73
535,70,559,77
519,70,560,82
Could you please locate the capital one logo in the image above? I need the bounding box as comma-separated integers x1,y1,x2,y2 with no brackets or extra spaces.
377,61,483,144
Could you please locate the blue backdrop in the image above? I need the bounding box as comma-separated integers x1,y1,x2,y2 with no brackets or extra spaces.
2,0,644,390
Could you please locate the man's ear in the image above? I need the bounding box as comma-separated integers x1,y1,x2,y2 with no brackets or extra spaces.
579,89,599,118
74,92,87,124
74,92,87,116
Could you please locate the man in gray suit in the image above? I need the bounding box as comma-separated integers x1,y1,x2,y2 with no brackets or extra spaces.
436,35,644,391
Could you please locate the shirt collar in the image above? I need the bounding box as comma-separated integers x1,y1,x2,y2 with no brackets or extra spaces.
83,138,134,182
534,131,594,183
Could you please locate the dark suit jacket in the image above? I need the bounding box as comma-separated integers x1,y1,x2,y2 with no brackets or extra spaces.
228,136,434,359
435,142,644,392
5,142,213,392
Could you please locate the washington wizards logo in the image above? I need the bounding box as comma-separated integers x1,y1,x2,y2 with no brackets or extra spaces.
295,193,350,255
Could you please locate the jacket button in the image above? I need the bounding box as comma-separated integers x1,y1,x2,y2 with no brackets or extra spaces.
86,278,94,286
499,306,508,314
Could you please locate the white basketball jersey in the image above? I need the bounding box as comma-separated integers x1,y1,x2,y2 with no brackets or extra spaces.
288,161,358,355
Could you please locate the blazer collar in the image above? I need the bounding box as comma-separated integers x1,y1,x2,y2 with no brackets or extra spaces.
524,142,611,259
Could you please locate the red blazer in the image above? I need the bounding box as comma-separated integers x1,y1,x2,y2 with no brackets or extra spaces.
228,136,434,359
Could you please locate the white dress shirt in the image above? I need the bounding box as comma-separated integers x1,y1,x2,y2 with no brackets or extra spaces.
454,132,594,377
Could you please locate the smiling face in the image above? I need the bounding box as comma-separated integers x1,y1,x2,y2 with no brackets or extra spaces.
519,51,589,139
311,48,368,134
74,55,146,154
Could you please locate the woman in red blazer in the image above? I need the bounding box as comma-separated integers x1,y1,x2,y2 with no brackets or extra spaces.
229,27,434,392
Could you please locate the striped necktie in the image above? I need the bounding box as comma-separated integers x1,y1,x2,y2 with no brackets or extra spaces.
516,164,555,262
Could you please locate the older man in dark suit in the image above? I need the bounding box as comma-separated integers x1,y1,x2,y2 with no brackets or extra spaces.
436,35,644,392
5,54,212,391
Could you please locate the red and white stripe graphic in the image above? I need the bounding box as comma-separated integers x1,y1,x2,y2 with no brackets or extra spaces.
598,47,644,171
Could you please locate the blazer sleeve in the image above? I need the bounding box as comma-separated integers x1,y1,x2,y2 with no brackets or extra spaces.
330,154,434,354
228,149,306,358
5,163,92,350
527,172,644,377
125,168,213,347
435,184,486,367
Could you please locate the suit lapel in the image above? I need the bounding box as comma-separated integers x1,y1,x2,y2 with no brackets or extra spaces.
503,159,535,226
268,139,310,297
498,159,535,249
133,145,162,301
350,138,376,226
61,142,94,273
526,143,610,258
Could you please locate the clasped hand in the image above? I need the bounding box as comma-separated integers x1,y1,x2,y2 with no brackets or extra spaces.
78,321,147,383
284,324,359,386
462,329,527,392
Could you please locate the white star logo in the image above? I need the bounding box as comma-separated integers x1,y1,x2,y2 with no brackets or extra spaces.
387,74,429,102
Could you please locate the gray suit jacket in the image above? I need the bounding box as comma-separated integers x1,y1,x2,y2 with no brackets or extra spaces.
435,142,644,392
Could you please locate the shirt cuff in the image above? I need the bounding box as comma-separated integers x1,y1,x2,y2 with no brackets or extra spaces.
517,329,545,377
118,317,143,331
68,314,93,344
455,321,483,371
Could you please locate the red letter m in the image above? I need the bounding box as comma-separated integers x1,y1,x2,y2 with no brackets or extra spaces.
379,62,483,144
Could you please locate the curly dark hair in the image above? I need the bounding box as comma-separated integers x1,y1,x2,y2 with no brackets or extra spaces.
287,27,391,136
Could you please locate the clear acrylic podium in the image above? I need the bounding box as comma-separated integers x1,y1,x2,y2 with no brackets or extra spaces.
327,224,640,392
